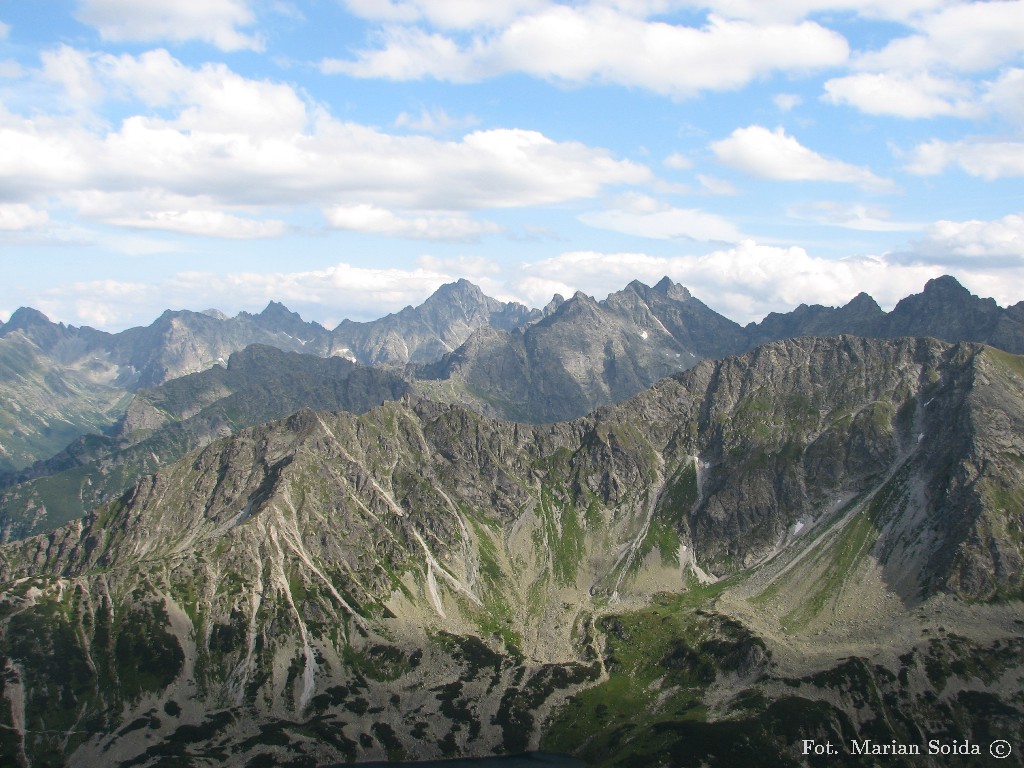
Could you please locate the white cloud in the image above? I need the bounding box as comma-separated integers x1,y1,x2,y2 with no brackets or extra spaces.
813,3,1024,122
664,152,693,170
76,0,264,51
0,60,23,78
37,261,476,330
97,49,309,136
711,125,894,191
341,0,548,29
514,241,1015,323
40,46,100,108
854,0,1024,74
326,7,849,97
823,71,981,119
697,174,738,195
0,49,649,236
912,212,1024,260
773,92,802,111
325,204,502,241
394,106,479,133
63,189,288,238
109,210,288,239
985,68,1024,126
0,204,49,231
787,201,923,231
0,22,9,40
687,0,955,24
904,138,1024,179
579,194,743,241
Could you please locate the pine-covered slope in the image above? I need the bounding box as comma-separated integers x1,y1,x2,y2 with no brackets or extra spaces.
1,336,1022,766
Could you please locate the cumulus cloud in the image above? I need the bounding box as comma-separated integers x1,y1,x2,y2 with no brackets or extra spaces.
686,0,954,24
813,2,1024,122
108,210,289,239
854,0,1024,74
579,194,743,241
341,0,548,29
39,46,105,108
904,138,1024,178
325,204,502,241
394,105,479,133
76,0,264,51
823,71,981,119
664,152,693,170
325,7,849,97
0,48,648,236
787,201,923,232
984,68,1024,126
0,204,49,231
711,125,894,191
773,93,802,111
34,261,476,330
898,212,1024,265
696,175,738,195
514,240,1024,323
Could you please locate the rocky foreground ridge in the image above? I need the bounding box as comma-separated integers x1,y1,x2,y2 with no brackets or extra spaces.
1,335,1022,766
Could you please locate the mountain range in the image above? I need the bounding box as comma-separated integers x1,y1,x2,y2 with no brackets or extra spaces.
3,275,1024,543
4,274,1022,477
0,276,1022,767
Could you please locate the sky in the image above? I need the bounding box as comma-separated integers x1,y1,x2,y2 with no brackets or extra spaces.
0,0,1022,332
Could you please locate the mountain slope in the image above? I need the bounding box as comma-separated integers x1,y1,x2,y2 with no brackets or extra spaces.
1,336,1021,766
0,312,130,475
0,345,412,541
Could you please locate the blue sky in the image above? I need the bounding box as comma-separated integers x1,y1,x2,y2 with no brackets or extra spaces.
1,0,1022,331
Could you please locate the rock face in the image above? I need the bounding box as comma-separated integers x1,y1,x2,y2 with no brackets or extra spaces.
332,278,540,365
1,336,1021,766
417,278,746,422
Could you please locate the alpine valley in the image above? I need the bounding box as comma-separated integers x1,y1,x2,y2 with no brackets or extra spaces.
1,277,1022,768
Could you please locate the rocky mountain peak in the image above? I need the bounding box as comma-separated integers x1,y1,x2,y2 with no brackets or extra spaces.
258,300,301,322
0,306,72,351
844,291,882,312
542,294,565,316
555,290,601,319
923,273,971,296
886,273,1002,341
653,275,692,301
1,306,55,336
